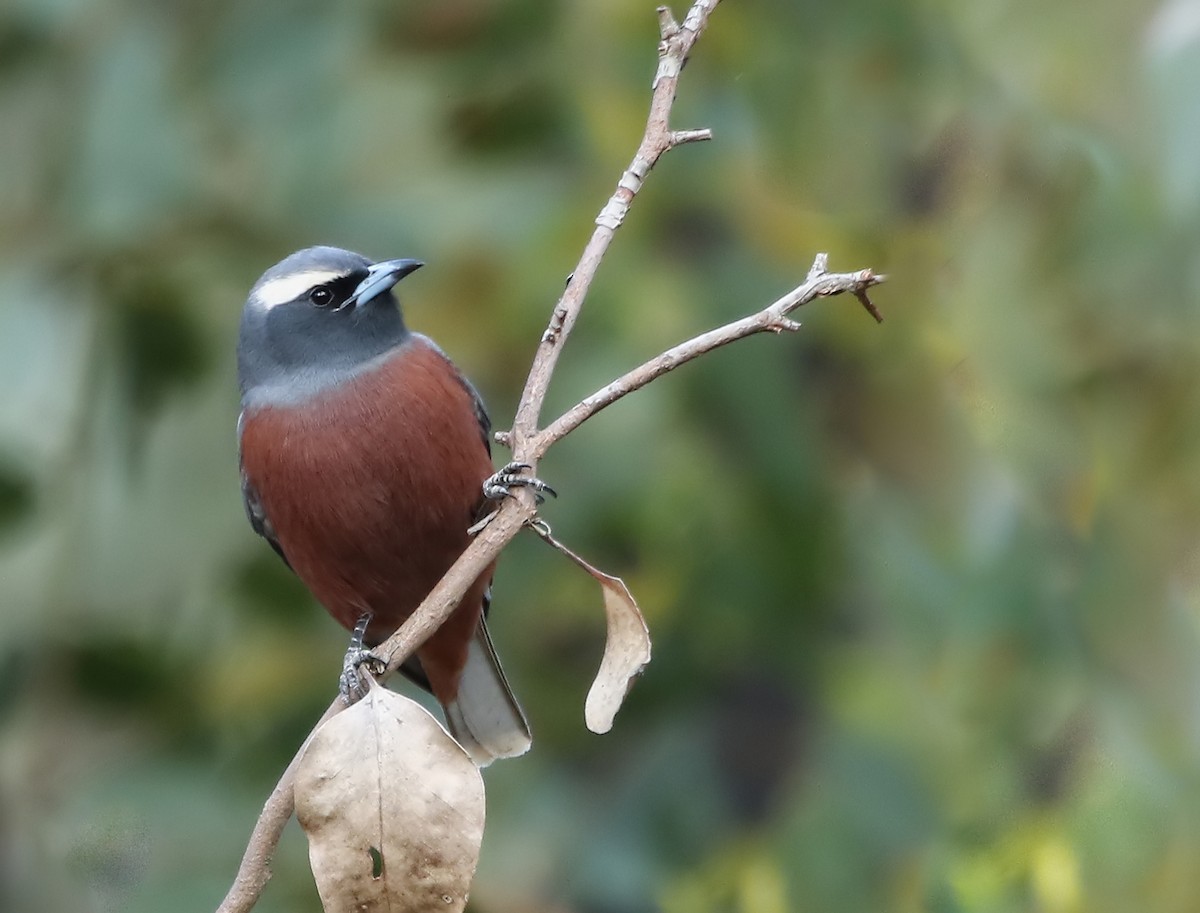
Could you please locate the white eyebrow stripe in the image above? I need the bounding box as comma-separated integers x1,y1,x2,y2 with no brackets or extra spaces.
253,269,348,309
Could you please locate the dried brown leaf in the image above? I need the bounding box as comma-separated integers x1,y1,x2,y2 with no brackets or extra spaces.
533,527,652,733
293,682,485,913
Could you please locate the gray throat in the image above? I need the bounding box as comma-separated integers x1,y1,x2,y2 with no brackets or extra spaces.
240,341,413,410
238,300,410,409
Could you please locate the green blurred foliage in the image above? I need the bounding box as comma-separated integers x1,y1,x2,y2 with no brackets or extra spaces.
1,0,1198,910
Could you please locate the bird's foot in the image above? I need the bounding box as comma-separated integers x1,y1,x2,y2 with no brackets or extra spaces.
483,461,557,504
338,612,387,703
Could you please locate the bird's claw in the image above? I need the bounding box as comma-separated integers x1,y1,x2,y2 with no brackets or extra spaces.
483,461,557,505
339,613,387,703
339,648,387,702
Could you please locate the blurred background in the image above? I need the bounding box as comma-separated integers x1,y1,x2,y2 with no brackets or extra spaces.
2,0,1198,910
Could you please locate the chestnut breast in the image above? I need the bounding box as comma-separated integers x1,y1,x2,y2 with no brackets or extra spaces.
239,336,493,637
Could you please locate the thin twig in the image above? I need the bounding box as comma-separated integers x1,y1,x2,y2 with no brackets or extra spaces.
534,258,884,455
216,699,342,913
510,0,720,444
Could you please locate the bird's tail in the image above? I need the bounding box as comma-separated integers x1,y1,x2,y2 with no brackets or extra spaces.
443,619,532,767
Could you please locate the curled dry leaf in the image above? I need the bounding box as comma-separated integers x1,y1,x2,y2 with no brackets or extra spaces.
533,526,652,733
293,681,485,913
584,569,652,733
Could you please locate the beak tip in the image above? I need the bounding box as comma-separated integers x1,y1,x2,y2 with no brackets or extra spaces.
350,257,425,307
381,258,424,283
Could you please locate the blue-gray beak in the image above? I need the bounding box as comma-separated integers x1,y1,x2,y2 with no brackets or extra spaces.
346,258,424,309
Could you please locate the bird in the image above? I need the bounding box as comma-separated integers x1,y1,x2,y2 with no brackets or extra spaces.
237,245,533,766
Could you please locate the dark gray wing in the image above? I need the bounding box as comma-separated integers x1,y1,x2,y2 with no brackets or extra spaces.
458,371,493,457
237,411,291,569
415,332,493,456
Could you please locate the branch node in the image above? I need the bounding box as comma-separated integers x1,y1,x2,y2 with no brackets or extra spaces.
806,252,829,282
617,166,646,195
670,128,714,146
653,54,683,87
467,509,498,536
855,289,885,324
595,197,627,230
629,155,653,181
543,305,569,343
769,317,803,333
657,6,680,40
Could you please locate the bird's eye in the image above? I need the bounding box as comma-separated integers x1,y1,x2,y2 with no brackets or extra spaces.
309,286,335,308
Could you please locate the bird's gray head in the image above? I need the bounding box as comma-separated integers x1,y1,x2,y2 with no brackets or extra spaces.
237,246,423,405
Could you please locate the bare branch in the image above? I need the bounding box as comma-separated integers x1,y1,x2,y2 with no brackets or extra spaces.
216,4,890,910
535,256,885,455
367,0,724,672
216,699,342,913
215,4,723,911
510,0,721,446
